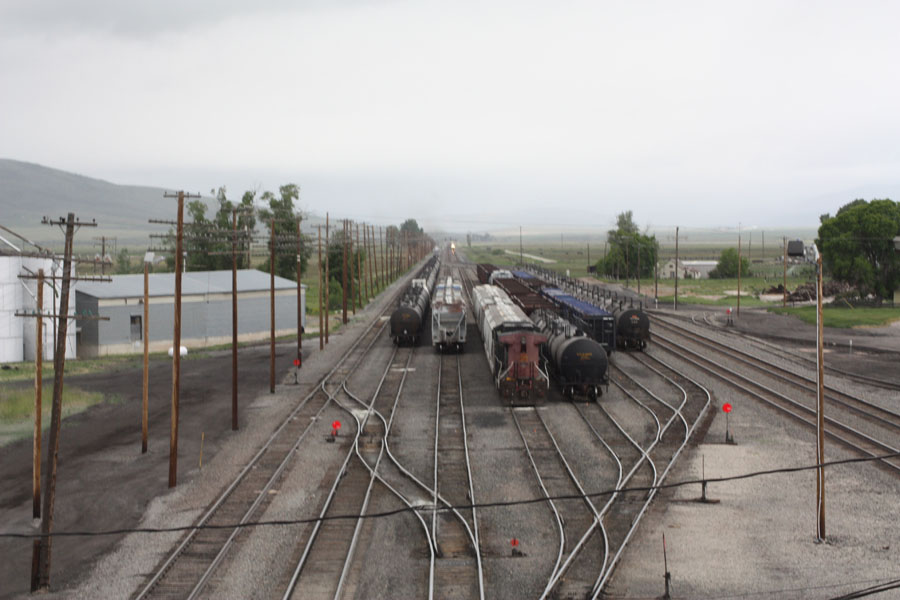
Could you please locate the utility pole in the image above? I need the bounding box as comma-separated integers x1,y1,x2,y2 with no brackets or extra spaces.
36,213,97,590
269,218,276,394
674,226,679,310
33,269,44,518
379,226,385,287
318,225,323,350
783,237,788,308
342,220,348,324
143,257,150,448
737,230,742,317
356,223,362,311
92,235,116,274
296,217,303,360
815,248,826,540
325,214,330,344
231,210,239,429
164,190,199,489
519,226,523,265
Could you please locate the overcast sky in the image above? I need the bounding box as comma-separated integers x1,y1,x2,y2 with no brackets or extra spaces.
2,0,900,231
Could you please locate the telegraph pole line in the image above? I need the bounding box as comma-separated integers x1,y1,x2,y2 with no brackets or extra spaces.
380,226,385,287
367,224,375,297
783,237,788,308
296,217,303,360
163,190,200,489
92,235,116,274
35,212,99,591
363,223,370,300
737,229,742,318
33,269,44,518
325,214,330,344
356,223,362,311
270,218,276,394
342,219,349,324
674,226,679,311
318,225,324,351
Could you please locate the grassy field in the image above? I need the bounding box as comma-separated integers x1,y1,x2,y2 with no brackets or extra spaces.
0,385,112,446
769,306,900,328
463,242,814,306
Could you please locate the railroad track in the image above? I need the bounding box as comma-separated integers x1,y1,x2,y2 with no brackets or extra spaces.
650,321,900,475
135,308,394,600
432,352,484,599
282,346,436,599
567,351,710,597
686,310,900,392
511,406,602,599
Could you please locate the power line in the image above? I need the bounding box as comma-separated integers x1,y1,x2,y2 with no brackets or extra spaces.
2,451,898,541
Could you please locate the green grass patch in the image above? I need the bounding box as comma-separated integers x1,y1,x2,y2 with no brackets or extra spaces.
0,355,144,383
768,306,900,328
0,385,108,446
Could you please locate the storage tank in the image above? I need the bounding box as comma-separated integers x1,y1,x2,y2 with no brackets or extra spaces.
0,256,25,363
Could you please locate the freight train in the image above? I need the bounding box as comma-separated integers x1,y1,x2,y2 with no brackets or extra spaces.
431,276,467,352
390,256,440,345
472,284,549,402
540,287,616,354
532,309,608,400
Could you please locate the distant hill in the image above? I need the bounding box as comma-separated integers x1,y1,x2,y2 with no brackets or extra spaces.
0,159,209,245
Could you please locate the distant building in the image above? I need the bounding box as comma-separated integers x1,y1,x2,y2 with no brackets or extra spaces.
660,259,718,279
75,270,306,357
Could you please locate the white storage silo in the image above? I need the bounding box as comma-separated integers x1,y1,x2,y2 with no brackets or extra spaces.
0,255,25,363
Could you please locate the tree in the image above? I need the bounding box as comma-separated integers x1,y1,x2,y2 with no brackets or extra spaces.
596,211,658,280
257,184,312,281
709,247,750,279
817,198,900,299
114,248,135,274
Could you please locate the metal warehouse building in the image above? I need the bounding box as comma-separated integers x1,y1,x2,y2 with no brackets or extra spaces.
75,270,306,357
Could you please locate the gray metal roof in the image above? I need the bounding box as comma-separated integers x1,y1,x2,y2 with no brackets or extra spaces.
76,269,304,299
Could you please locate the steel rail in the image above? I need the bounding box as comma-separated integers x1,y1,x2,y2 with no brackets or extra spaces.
281,345,413,599
136,311,392,599
653,331,900,472
653,316,900,429
661,311,900,392
592,351,711,597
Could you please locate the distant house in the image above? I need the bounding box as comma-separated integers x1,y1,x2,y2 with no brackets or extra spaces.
660,259,718,279
75,270,306,357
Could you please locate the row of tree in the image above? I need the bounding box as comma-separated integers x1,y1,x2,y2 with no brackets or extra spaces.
114,185,431,305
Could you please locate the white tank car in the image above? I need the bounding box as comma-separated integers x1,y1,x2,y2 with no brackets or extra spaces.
431,276,467,352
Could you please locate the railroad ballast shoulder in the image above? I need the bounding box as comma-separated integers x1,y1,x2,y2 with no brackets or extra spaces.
472,284,549,402
390,256,440,345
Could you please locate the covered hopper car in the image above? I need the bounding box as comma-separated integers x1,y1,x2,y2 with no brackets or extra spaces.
431,276,467,352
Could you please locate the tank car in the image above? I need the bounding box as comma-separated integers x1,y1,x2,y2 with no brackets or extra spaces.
390,257,440,345
612,302,650,350
472,284,549,403
532,310,608,400
431,276,467,352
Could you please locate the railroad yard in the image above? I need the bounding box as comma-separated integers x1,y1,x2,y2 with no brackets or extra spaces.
2,245,900,599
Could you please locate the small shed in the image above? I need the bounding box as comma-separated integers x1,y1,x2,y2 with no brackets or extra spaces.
76,270,306,357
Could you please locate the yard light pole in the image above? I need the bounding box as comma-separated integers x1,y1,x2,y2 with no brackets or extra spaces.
788,241,825,540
